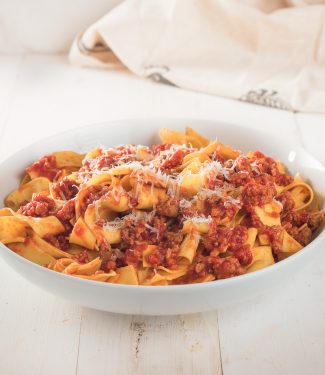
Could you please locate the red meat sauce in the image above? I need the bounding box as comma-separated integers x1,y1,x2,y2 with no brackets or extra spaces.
202,223,251,259
96,239,124,272
155,196,179,217
120,215,168,247
120,215,183,269
159,149,186,171
282,209,325,246
151,143,172,155
123,243,180,270
18,193,76,221
203,196,240,222
79,185,110,214
80,145,139,173
51,179,79,200
277,191,295,213
56,200,76,222
26,155,61,182
283,224,312,247
245,208,324,253
18,195,56,217
204,154,293,208
210,151,226,163
260,225,283,254
249,151,293,186
18,194,76,249
73,250,90,264
44,232,70,250
283,209,325,231
195,222,253,279
241,178,276,208
188,254,245,281
205,172,225,190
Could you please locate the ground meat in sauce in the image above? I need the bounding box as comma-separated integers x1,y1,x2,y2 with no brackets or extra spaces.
204,196,239,222
146,246,179,269
246,209,265,229
210,151,226,163
18,195,56,217
211,257,245,279
229,171,251,187
202,226,231,254
51,179,79,200
121,216,182,268
13,139,325,285
283,210,325,232
190,255,245,280
205,172,225,190
233,245,253,266
306,211,325,231
26,155,60,181
250,151,293,186
80,185,109,214
275,173,293,186
73,250,90,264
151,143,172,155
123,244,146,267
261,225,284,254
202,223,248,255
159,149,186,171
56,200,76,222
283,223,312,246
155,196,179,217
96,155,116,170
97,240,119,271
241,180,276,207
228,226,248,251
80,146,137,173
44,232,69,250
121,219,148,248
235,156,253,173
179,204,199,218
121,216,168,248
277,191,295,213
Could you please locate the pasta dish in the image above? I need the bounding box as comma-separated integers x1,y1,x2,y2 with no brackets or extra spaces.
0,127,324,285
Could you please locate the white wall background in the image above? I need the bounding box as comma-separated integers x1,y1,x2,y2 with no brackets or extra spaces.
1,0,325,54
0,0,123,53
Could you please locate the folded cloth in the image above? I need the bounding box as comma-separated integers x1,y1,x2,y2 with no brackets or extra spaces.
70,0,325,113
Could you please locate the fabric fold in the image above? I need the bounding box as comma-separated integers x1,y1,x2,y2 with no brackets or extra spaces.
70,0,325,113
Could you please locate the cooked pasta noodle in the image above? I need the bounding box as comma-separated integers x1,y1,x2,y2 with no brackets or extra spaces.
1,127,324,285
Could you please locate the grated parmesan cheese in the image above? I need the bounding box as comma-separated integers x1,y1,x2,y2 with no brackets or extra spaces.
179,198,192,209
188,215,212,224
103,217,123,231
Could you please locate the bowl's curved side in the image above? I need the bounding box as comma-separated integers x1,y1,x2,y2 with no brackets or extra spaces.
0,118,324,315
0,236,319,315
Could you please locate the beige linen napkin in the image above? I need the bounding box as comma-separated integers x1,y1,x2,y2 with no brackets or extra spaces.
70,0,325,113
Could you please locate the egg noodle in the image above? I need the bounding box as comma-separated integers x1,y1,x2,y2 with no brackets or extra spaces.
1,127,324,285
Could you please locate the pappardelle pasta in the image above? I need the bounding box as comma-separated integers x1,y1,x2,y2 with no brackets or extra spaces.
1,127,324,285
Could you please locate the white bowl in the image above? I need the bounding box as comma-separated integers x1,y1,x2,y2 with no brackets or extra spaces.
0,119,324,315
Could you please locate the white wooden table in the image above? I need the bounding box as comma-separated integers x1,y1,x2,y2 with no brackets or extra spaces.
0,54,324,375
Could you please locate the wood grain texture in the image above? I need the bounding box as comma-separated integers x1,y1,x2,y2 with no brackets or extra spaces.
76,310,222,375
218,252,325,375
0,259,82,375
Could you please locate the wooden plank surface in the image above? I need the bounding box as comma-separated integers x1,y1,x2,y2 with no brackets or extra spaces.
0,258,82,375
0,54,324,375
76,310,222,375
218,252,325,375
